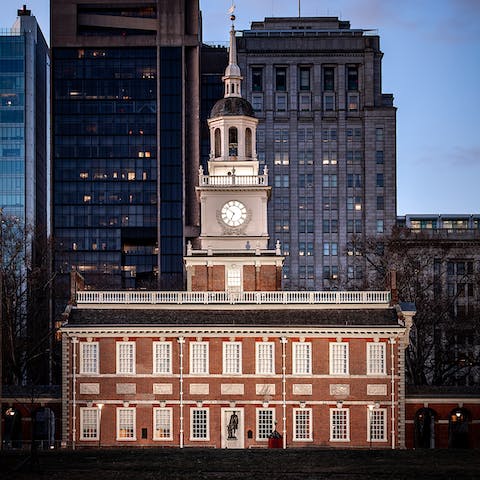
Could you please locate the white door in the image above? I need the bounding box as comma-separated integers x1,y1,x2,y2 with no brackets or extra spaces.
221,408,244,448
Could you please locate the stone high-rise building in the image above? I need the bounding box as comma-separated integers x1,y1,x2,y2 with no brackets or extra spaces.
234,17,396,290
51,0,200,291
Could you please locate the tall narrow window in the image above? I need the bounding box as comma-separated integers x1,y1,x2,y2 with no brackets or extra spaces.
368,408,387,442
299,67,311,91
275,67,287,91
227,267,242,291
245,128,252,158
190,341,209,374
80,408,98,440
293,342,312,375
117,407,136,440
323,67,334,91
153,341,172,374
223,341,242,374
228,127,238,156
330,408,350,441
214,128,221,158
116,341,135,374
367,342,386,375
294,408,312,441
191,408,209,440
252,67,263,91
80,342,99,374
347,66,358,91
256,342,275,374
256,408,275,440
153,408,173,440
329,342,349,375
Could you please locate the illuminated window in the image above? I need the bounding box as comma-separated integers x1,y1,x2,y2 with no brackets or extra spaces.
117,407,136,440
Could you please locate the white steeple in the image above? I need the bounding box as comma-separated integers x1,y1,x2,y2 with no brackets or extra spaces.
223,12,242,98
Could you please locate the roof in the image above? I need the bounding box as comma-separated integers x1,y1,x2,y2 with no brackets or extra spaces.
210,97,255,118
64,307,400,328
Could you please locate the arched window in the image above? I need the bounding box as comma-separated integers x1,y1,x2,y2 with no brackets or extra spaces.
245,128,252,158
214,128,221,158
229,127,238,157
448,407,470,448
414,408,436,448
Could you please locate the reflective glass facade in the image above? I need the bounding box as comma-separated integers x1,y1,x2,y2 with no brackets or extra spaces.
0,35,25,219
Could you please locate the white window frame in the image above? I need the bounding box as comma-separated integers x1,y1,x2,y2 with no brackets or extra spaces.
190,341,209,375
293,408,313,441
153,407,173,440
116,407,136,441
226,267,242,291
330,408,350,442
80,341,99,374
153,341,172,375
329,342,349,375
256,342,275,375
367,408,387,442
256,408,275,441
80,407,98,440
190,407,210,441
116,341,136,375
223,341,242,375
292,342,312,375
367,342,386,375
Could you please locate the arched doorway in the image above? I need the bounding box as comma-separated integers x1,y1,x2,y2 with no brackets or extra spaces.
448,407,470,448
414,407,436,448
4,407,22,448
33,407,56,449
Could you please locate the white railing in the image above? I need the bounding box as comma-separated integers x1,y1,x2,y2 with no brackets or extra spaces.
199,174,268,187
76,290,390,305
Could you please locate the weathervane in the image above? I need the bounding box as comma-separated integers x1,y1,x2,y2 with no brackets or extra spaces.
228,2,236,24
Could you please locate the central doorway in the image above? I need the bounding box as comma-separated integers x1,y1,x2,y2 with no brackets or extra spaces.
221,408,244,448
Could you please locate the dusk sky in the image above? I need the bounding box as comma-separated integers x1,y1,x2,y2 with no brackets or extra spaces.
2,0,479,215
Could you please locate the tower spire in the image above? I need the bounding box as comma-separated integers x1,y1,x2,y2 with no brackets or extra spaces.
223,5,242,98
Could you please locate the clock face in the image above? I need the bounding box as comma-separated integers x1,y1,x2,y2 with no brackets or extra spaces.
221,200,247,227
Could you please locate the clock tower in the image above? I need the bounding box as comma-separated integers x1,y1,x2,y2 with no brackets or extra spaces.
185,15,283,292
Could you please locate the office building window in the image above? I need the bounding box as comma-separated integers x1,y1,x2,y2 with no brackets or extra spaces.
256,342,275,374
377,196,384,210
299,93,311,111
330,342,349,375
367,342,386,375
191,408,209,440
117,407,136,440
323,93,335,111
376,151,384,164
256,408,275,440
323,66,334,91
190,341,209,374
275,67,287,91
299,67,311,91
153,408,172,440
347,66,358,91
80,408,98,440
252,94,263,112
274,151,289,165
347,93,359,111
274,174,289,188
153,341,172,375
376,174,384,187
368,408,387,442
294,408,312,441
293,342,312,374
375,127,384,142
223,341,242,374
116,341,135,374
80,342,99,374
330,408,350,441
323,265,338,280
274,219,290,233
227,268,242,290
276,93,287,111
252,67,263,91
323,174,337,188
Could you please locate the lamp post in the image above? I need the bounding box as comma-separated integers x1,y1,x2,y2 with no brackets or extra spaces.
97,403,104,448
368,404,374,449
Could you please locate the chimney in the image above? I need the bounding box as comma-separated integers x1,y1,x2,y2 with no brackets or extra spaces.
389,269,399,305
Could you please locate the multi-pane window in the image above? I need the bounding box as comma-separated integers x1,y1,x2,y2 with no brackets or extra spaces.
190,341,209,374
376,151,384,164
252,67,263,91
367,342,386,375
323,174,337,188
330,408,350,441
293,342,312,374
153,408,172,440
80,408,98,440
117,407,136,440
323,67,334,91
223,342,242,374
376,173,384,187
347,66,358,91
329,342,349,375
252,94,263,112
276,94,287,111
256,408,275,440
323,94,335,111
256,342,275,375
227,268,242,290
274,174,289,188
293,408,312,441
323,265,338,280
275,67,287,91
153,342,172,375
375,127,384,142
116,341,135,374
191,408,209,440
299,67,311,91
376,196,384,210
274,219,290,233
376,219,384,233
368,408,387,442
80,342,99,374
